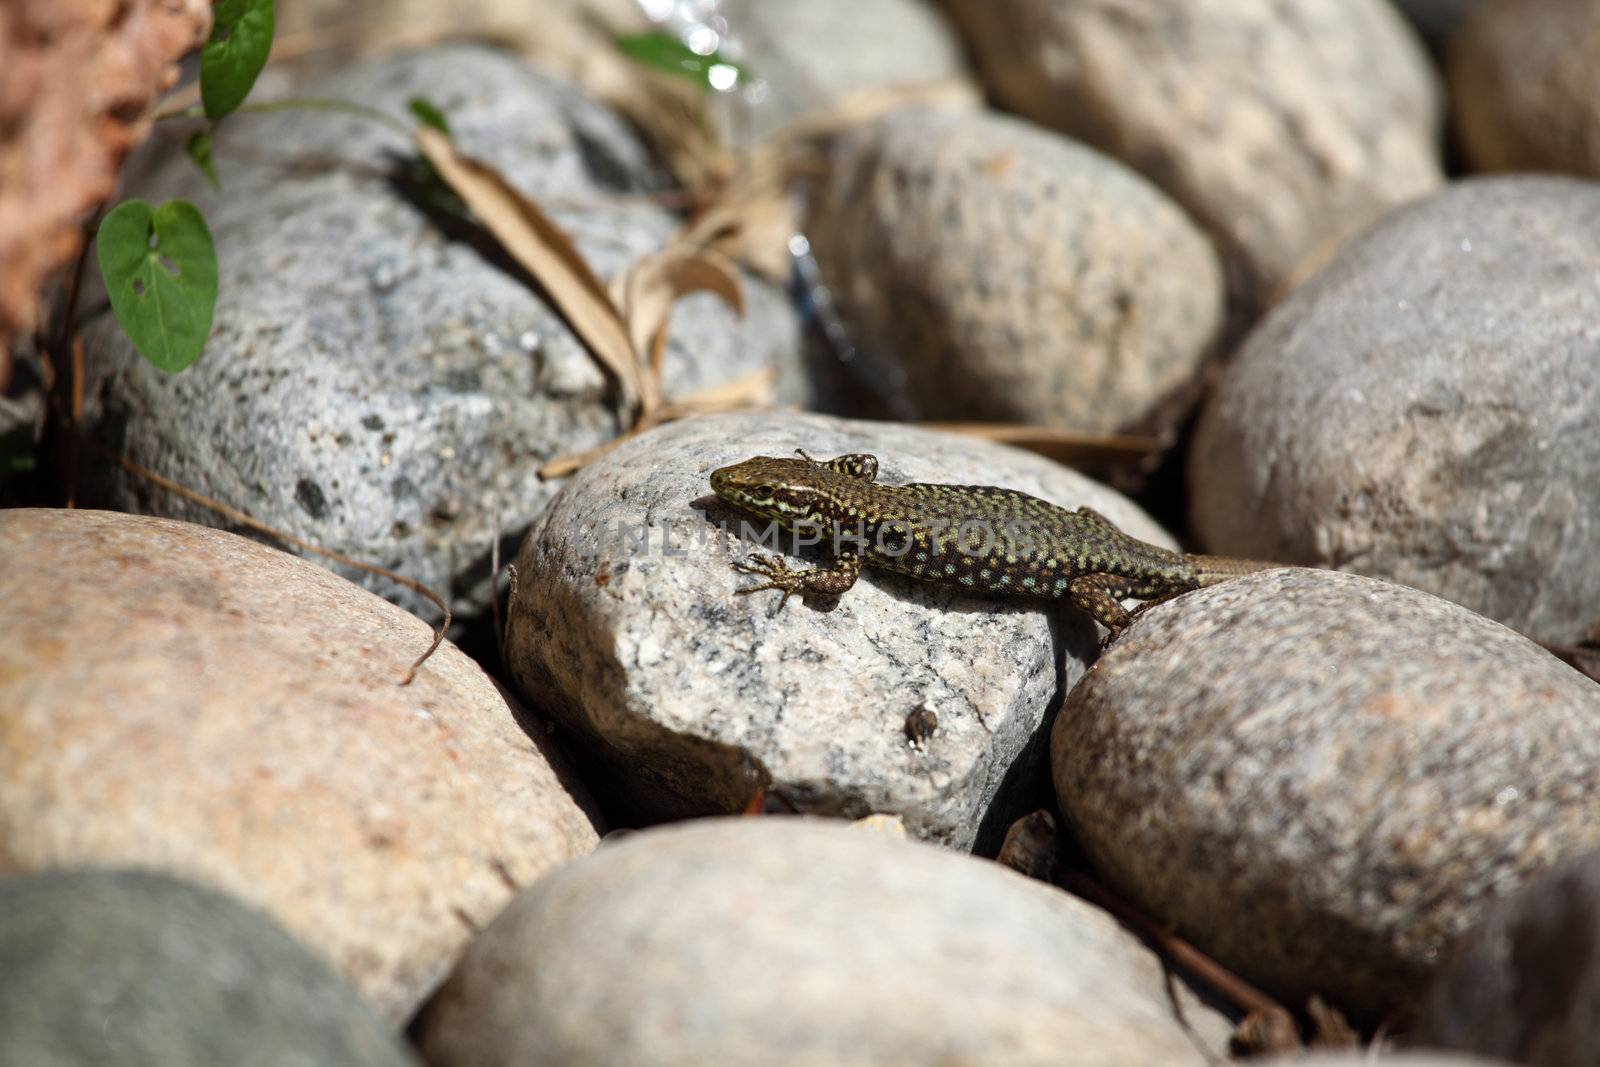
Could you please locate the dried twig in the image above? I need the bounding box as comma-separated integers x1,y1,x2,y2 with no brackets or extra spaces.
93,445,451,685
1057,869,1302,1054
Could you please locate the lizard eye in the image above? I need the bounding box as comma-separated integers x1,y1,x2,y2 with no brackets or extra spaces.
754,483,777,497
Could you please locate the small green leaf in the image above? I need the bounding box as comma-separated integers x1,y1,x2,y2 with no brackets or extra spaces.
408,96,452,136
96,200,219,373
614,31,748,91
186,129,221,189
201,0,275,120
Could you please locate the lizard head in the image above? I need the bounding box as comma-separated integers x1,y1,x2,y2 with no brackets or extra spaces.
710,455,833,527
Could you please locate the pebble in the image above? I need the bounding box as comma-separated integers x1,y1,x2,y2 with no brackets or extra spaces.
1053,568,1600,1018
0,508,601,1020
505,411,1174,851
804,106,1223,432
938,0,1443,308
1191,176,1600,646
0,869,416,1067
413,817,1232,1067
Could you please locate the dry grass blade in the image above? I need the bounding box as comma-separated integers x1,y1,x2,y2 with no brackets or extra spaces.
920,422,1165,467
540,369,777,479
415,126,643,414
538,432,640,480
658,367,776,419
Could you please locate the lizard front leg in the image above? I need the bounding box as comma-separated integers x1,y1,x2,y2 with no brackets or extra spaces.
796,450,879,482
732,547,863,608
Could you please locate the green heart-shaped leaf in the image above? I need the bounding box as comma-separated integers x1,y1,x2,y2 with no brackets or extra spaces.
201,0,275,120
96,199,218,373
185,128,220,190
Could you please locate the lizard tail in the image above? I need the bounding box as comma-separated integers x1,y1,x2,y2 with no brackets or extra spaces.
1183,554,1287,587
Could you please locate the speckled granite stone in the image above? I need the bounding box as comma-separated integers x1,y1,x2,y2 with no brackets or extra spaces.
1191,176,1600,646
805,106,1222,432
1054,568,1600,1018
939,0,1442,308
414,818,1232,1067
505,411,1175,850
0,870,416,1067
78,44,804,623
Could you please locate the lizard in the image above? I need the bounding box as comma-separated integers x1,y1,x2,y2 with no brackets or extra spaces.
709,450,1278,641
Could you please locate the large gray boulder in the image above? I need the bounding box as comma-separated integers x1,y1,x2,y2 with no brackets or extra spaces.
80,44,803,622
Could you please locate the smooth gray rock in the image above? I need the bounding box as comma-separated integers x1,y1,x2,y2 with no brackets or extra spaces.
0,869,416,1067
80,44,803,622
1053,568,1600,1018
414,817,1231,1067
1191,176,1600,646
939,0,1442,308
1448,0,1600,177
1417,850,1600,1066
504,411,1175,850
805,106,1223,432
720,0,975,142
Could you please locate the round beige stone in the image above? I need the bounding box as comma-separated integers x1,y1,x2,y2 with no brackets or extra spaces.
939,0,1443,308
0,508,601,1021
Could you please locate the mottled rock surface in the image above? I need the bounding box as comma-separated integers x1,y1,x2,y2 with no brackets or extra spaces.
505,411,1174,850
1417,850,1600,1066
720,0,975,140
0,869,416,1067
939,0,1442,307
1191,176,1600,646
80,44,803,622
805,106,1222,432
0,508,601,1021
414,818,1231,1067
1449,0,1600,177
1054,568,1600,1018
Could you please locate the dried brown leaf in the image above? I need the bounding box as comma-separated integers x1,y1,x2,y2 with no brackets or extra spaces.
617,246,744,359
414,126,643,413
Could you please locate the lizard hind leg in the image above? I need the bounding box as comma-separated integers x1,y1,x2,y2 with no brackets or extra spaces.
1067,574,1135,640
